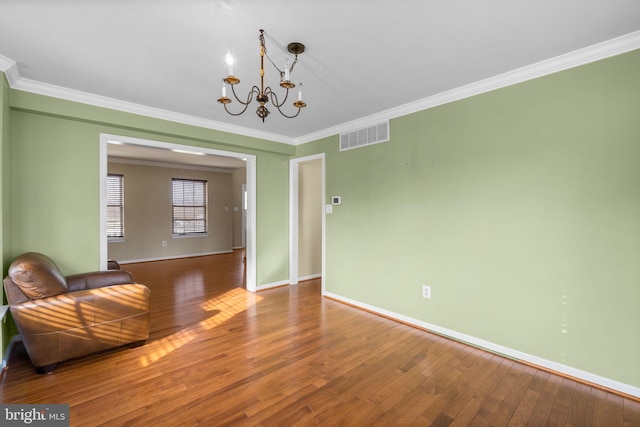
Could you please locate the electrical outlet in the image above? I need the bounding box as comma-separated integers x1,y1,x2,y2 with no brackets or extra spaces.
422,285,431,299
162,241,167,247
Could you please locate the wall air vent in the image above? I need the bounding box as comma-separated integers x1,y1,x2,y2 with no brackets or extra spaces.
339,121,390,151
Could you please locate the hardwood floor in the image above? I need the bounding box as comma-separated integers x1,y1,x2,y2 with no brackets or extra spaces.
2,250,639,426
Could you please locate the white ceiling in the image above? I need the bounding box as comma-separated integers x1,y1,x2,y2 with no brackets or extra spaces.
1,0,640,146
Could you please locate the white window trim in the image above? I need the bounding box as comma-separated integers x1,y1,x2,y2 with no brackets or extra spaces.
171,233,209,239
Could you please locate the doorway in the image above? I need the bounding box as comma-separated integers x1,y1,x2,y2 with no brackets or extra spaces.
99,133,257,292
289,154,325,294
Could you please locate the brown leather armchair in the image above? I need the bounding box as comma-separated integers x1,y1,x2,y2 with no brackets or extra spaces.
3,252,151,373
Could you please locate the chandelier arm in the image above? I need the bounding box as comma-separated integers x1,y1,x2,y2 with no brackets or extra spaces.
264,86,290,108
223,101,252,117
230,84,260,106
273,104,303,119
263,87,302,118
223,86,262,116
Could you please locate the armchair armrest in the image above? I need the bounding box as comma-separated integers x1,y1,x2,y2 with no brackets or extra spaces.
11,284,151,335
10,283,151,368
66,270,135,292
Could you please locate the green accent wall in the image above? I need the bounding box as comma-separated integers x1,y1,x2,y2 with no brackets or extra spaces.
300,50,640,388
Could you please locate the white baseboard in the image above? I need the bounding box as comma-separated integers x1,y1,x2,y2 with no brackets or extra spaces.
325,291,640,399
298,274,321,282
258,274,320,291
256,280,290,291
118,250,233,265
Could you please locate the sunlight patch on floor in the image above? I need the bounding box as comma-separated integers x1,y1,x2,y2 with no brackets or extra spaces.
140,288,262,367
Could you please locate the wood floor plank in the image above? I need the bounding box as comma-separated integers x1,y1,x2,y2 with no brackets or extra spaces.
420,349,497,424
506,369,549,426
624,398,640,427
596,389,624,427
488,364,538,425
468,359,521,426
438,353,502,426
546,377,579,426
1,250,637,426
566,381,594,426
368,347,476,425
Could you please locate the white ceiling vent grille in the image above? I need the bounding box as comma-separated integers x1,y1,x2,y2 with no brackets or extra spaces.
339,121,389,151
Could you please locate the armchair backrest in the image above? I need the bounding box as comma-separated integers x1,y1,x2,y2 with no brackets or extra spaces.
5,252,69,304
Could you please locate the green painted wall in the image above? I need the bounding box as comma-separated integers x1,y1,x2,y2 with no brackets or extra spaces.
1,73,10,348
6,90,291,284
256,152,290,285
10,111,102,272
300,50,640,387
1,74,8,270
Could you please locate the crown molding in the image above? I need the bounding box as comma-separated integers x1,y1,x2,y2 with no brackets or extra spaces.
0,55,20,86
293,30,640,145
14,78,297,145
3,30,640,147
0,58,296,145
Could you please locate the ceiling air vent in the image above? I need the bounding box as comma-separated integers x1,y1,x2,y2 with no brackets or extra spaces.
339,121,390,151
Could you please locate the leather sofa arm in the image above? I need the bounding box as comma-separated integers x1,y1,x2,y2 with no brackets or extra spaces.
10,283,151,335
66,270,135,292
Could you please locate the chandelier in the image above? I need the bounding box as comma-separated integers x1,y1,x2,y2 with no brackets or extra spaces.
217,29,306,122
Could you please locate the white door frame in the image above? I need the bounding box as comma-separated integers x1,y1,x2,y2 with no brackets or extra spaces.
99,133,258,292
241,183,247,249
289,153,326,294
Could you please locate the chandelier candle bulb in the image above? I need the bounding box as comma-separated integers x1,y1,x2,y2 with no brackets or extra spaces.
225,50,234,76
284,60,291,82
298,83,303,101
221,81,227,98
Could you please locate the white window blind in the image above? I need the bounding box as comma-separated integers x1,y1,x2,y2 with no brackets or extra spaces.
106,174,124,238
172,178,207,234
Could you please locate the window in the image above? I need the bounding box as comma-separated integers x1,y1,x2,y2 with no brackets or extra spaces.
172,178,207,235
106,174,124,239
